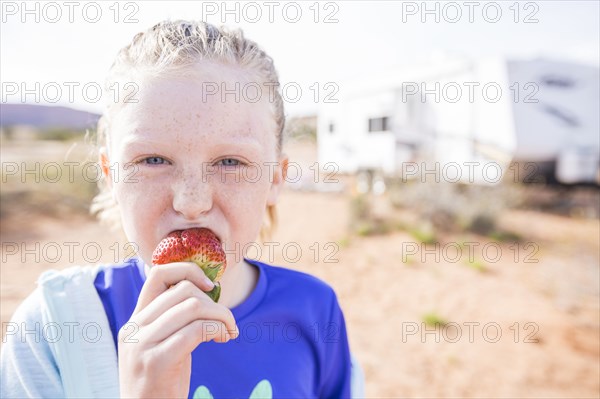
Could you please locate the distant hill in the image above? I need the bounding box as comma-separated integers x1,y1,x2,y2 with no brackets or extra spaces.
0,104,101,130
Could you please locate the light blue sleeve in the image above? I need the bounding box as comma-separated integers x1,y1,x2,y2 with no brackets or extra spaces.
1,288,65,399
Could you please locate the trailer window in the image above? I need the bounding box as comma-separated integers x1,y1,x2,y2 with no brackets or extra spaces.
368,117,389,132
541,75,574,88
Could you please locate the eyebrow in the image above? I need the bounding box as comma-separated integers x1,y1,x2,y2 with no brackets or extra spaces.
119,135,168,149
118,134,264,155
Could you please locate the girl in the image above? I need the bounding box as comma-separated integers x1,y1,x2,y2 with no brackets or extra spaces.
1,20,362,398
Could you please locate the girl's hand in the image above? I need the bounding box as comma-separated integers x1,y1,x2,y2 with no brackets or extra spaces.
117,262,239,399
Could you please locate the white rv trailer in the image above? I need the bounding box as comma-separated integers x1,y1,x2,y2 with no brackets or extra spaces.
317,58,600,185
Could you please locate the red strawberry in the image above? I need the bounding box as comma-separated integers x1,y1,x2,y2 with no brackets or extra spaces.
152,228,226,302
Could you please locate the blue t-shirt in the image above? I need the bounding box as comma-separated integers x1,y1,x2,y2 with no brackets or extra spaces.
94,257,352,399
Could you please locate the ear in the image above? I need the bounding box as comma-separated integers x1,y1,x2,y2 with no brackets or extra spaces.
266,155,288,206
99,148,114,191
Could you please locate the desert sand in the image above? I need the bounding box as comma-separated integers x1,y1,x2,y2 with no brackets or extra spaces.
1,138,598,398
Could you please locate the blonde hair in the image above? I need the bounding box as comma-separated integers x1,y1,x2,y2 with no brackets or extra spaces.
91,20,285,241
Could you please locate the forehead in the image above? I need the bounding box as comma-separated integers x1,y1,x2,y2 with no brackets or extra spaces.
110,63,277,151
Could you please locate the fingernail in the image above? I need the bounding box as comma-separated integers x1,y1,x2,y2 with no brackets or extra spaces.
204,276,215,288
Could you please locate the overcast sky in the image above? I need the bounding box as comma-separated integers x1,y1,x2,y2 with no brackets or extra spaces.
1,0,598,116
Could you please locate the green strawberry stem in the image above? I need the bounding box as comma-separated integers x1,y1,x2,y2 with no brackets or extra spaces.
207,283,221,303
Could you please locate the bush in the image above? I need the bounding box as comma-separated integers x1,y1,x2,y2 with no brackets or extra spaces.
38,128,86,142
348,194,393,236
388,178,525,237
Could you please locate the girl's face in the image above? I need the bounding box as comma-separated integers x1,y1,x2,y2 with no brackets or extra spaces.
103,62,287,270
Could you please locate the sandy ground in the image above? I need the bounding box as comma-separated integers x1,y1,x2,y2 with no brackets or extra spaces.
1,138,599,398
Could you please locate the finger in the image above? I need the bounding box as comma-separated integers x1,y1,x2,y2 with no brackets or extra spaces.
134,262,215,314
154,319,232,361
134,279,231,331
141,296,238,344
135,279,206,326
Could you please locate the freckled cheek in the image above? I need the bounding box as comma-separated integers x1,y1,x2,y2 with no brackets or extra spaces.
114,179,170,263
216,177,271,207
114,178,171,223
217,183,270,243
116,173,166,201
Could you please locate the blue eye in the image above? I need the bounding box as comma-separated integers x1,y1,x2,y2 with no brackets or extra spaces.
219,158,241,166
144,156,167,165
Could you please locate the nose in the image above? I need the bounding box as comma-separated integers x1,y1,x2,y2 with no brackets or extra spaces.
172,170,213,220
